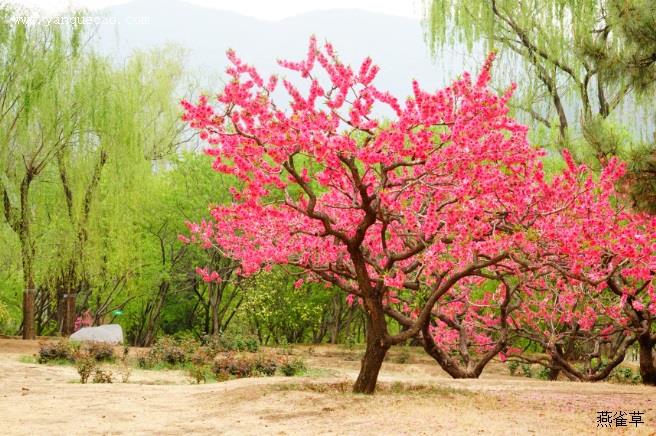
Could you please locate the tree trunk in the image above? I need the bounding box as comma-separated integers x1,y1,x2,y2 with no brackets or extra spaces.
22,287,35,340
638,333,656,385
353,333,389,394
141,281,170,346
548,367,560,381
352,298,390,394
548,345,565,381
62,292,77,335
421,323,475,378
210,283,220,335
20,175,36,340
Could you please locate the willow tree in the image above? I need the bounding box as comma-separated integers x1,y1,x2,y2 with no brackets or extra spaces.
49,47,185,335
0,5,187,338
0,9,83,339
423,0,655,168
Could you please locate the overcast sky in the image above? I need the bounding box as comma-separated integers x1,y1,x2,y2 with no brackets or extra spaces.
10,0,423,20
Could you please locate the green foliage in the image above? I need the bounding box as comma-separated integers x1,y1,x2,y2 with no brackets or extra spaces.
423,0,656,212
239,268,338,344
537,366,552,380
0,6,189,339
203,333,259,353
507,360,519,376
144,337,189,367
521,363,533,378
0,300,12,331
280,357,307,376
610,367,641,384
187,364,212,384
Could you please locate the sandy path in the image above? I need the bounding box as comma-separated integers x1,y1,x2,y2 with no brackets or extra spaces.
1,339,655,435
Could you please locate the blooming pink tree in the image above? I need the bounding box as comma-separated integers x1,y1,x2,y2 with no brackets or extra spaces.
381,151,607,379
510,273,636,381
506,154,656,383
182,38,555,393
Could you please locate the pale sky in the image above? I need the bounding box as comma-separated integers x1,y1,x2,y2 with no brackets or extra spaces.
10,0,423,21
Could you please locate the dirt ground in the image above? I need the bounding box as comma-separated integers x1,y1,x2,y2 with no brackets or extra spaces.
1,338,655,435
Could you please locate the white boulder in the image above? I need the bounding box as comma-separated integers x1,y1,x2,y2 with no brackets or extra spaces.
70,324,123,344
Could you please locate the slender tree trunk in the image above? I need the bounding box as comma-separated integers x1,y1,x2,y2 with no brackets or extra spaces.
22,286,35,340
210,283,220,335
421,323,473,378
62,292,76,335
638,333,656,385
141,281,170,346
56,287,66,333
20,175,36,340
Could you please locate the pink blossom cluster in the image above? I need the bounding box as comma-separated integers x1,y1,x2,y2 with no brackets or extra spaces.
181,38,655,372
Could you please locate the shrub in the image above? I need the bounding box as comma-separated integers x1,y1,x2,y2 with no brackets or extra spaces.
92,368,114,383
280,357,306,376
190,347,212,366
75,354,96,384
178,336,201,356
254,354,278,376
507,360,519,376
537,366,552,380
0,301,12,331
610,367,640,384
188,364,212,384
276,340,294,356
38,339,77,363
242,337,259,353
203,335,223,356
162,346,186,365
204,333,259,354
147,336,188,366
117,361,132,383
212,353,255,378
521,363,532,378
137,355,153,369
83,342,115,362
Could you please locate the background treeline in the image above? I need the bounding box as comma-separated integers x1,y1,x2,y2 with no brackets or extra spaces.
0,7,366,345
1,0,655,374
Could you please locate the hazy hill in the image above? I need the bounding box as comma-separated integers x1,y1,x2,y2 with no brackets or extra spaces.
95,0,478,97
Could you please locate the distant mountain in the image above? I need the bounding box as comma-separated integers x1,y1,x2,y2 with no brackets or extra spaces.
86,0,651,138
95,0,480,98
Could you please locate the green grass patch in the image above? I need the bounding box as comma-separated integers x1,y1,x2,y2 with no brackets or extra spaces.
300,367,339,378
38,357,73,366
18,354,38,364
